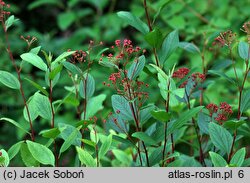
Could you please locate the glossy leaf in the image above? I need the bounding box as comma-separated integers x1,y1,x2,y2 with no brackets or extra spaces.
79,73,95,99
117,11,149,34
99,134,112,159
26,140,55,166
151,110,171,122
0,149,9,167
0,71,20,89
238,41,249,60
8,141,24,160
33,92,52,120
179,42,200,53
209,151,227,167
167,106,203,135
159,30,179,64
127,55,146,80
59,126,81,156
62,61,83,76
39,128,60,139
24,78,49,96
20,53,47,71
20,143,40,167
111,95,133,121
209,122,233,155
132,132,156,146
83,94,106,119
208,70,236,85
76,147,96,167
240,89,250,113
230,147,246,167
0,118,30,135
144,28,163,48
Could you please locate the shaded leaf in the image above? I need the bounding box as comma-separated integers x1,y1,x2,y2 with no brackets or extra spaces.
209,122,233,155
76,147,96,167
127,55,146,80
26,140,55,166
0,70,20,89
209,151,227,167
20,53,47,71
132,132,156,146
117,11,149,34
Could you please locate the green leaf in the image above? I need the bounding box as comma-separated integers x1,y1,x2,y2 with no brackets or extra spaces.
238,41,249,60
230,148,246,167
0,70,20,89
79,73,95,99
20,53,47,71
159,30,179,64
111,95,133,121
151,110,171,122
53,51,75,66
149,64,169,80
140,105,155,124
224,120,246,131
117,11,149,34
209,122,233,155
26,140,55,166
240,89,250,113
76,147,96,167
49,64,63,80
58,123,81,146
5,15,19,30
0,118,30,135
112,149,132,165
179,42,200,53
28,0,61,10
20,143,40,167
99,134,112,159
59,126,81,156
83,94,106,119
24,78,49,96
30,46,41,54
0,149,9,167
132,132,156,146
33,92,52,120
167,106,203,135
208,70,236,85
57,12,76,30
127,55,146,80
39,128,60,139
144,28,163,48
149,146,164,166
209,152,228,167
23,95,39,122
8,141,24,160
62,61,83,76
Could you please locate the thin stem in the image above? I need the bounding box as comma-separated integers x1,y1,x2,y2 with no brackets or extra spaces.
162,77,173,166
228,46,250,162
185,90,206,167
143,0,160,67
2,23,35,141
49,66,58,167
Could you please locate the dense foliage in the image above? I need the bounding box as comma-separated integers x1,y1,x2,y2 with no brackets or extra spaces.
0,0,249,167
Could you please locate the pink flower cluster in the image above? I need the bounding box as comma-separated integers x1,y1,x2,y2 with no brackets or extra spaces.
0,0,10,23
206,102,233,124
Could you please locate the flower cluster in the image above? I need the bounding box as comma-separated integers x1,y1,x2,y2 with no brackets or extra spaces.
172,67,205,88
241,21,250,43
104,71,149,107
68,49,87,63
0,0,10,24
100,39,145,68
172,67,190,79
206,102,233,124
20,35,37,49
212,30,236,47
